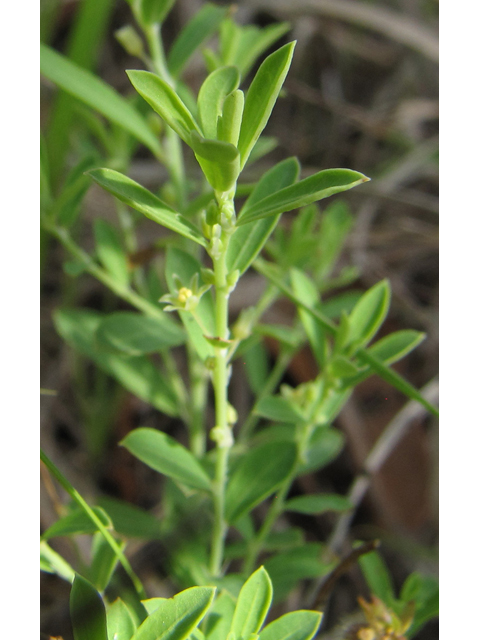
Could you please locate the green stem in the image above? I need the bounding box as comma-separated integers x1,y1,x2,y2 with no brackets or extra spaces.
209,197,236,577
188,342,209,457
144,23,172,85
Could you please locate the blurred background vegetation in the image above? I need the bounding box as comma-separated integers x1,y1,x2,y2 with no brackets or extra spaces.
40,0,438,637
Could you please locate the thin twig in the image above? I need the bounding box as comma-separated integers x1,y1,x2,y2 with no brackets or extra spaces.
311,540,381,611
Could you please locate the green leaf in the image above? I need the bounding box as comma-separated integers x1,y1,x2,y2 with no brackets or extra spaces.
358,549,396,609
98,496,162,539
70,574,108,640
218,90,244,146
167,4,229,78
96,311,185,355
290,267,326,367
243,341,269,393
348,280,391,349
94,219,130,288
238,42,296,168
264,544,332,603
88,168,207,247
141,598,167,615
190,131,240,192
133,0,176,26
223,21,291,79
127,70,201,143
107,598,138,640
255,396,305,424
315,200,353,278
403,574,439,637
298,428,345,475
320,291,362,319
40,43,161,156
197,66,240,139
53,309,178,416
230,567,273,639
204,591,236,640
357,348,438,416
225,441,297,523
368,330,426,366
89,532,123,592
258,610,322,640
285,494,352,515
238,169,369,225
41,506,112,540
131,586,216,640
227,158,300,274
328,355,360,379
121,427,212,492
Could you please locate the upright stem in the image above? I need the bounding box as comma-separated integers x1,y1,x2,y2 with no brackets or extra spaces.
209,196,235,577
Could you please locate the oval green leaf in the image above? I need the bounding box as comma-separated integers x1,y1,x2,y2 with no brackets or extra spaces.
227,157,300,274
120,427,212,492
98,496,162,540
298,428,345,475
368,330,426,365
238,42,296,168
204,591,236,640
53,309,179,416
358,550,396,609
290,267,326,367
255,396,305,424
218,90,244,146
230,566,273,639
258,610,322,640
225,441,297,523
88,168,207,247
107,598,138,640
40,43,161,156
70,574,108,640
127,69,201,143
131,586,216,640
348,279,391,349
197,66,240,139
238,169,369,225
96,311,185,355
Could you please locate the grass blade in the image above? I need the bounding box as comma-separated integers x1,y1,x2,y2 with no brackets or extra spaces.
41,43,162,157
40,449,146,599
